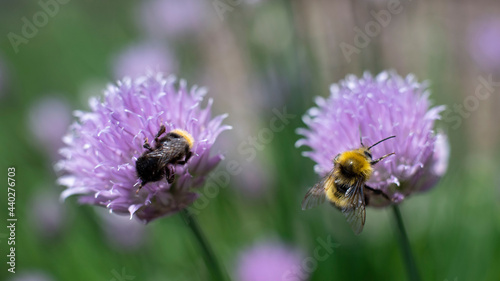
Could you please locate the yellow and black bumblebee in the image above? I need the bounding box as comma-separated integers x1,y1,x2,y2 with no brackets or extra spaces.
301,136,395,234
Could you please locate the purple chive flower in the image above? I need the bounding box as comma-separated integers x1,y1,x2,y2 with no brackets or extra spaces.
236,241,307,281
111,43,177,80
57,73,230,223
469,17,500,72
296,71,449,205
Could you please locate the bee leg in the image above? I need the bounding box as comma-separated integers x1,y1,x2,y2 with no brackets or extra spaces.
365,185,391,201
166,166,175,184
143,138,153,152
154,124,167,144
177,151,192,165
135,181,144,194
185,150,192,162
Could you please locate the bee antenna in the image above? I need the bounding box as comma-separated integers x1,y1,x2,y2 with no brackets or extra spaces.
367,135,396,150
359,127,364,147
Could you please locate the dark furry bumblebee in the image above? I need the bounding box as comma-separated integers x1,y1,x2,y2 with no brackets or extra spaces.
135,125,194,193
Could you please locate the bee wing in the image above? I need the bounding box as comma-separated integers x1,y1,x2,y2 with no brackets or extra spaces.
301,174,332,210
341,180,366,235
147,150,164,158
301,182,326,210
144,151,169,171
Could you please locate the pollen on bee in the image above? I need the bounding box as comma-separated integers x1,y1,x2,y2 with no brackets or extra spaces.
171,129,195,148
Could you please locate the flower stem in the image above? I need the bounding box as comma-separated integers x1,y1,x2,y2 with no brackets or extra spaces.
392,205,421,281
180,209,229,281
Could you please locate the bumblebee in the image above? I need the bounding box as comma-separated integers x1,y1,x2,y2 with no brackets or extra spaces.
301,136,396,234
135,124,194,194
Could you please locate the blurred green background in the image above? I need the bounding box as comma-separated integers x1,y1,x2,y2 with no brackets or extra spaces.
1,0,499,280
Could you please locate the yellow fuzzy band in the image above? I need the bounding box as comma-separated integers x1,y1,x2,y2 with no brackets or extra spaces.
171,129,194,148
338,151,365,164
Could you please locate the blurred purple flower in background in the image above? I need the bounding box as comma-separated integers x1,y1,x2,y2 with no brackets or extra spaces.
211,134,274,198
111,43,177,80
137,0,208,38
28,96,72,161
236,241,308,281
244,0,266,5
7,270,55,281
296,71,449,205
97,209,146,251
57,73,230,223
235,161,274,198
29,187,66,239
469,17,500,72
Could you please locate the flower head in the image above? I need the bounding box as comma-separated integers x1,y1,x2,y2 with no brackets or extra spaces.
57,73,230,223
236,241,307,281
296,71,449,205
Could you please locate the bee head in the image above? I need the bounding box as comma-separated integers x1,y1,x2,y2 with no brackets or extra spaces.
170,129,194,149
363,150,373,160
335,150,372,178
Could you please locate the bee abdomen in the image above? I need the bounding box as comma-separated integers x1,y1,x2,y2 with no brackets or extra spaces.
136,155,164,183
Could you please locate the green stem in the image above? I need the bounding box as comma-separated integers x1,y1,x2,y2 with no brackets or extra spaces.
392,205,421,281
180,209,229,281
